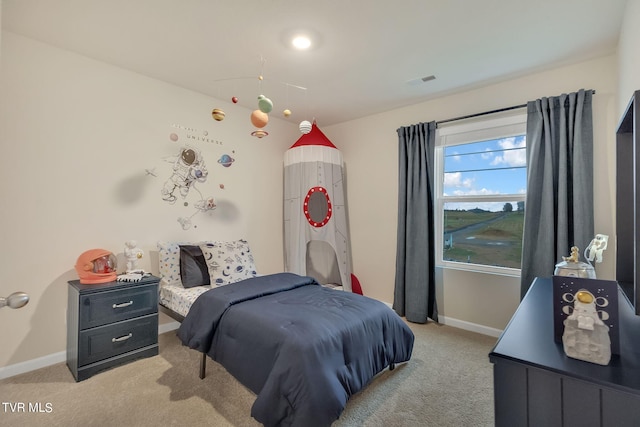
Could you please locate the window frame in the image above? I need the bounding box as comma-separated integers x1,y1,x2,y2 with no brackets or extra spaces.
434,111,527,276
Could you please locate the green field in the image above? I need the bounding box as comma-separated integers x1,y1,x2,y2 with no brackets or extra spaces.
443,210,524,269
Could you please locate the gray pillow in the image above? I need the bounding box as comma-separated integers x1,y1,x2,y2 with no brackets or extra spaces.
179,245,210,288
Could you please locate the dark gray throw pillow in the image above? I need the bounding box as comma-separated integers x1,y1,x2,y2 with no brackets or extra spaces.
179,245,210,288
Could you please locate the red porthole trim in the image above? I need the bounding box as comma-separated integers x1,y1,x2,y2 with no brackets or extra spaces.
303,186,332,227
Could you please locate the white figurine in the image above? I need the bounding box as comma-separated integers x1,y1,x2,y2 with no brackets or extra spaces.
586,234,609,263
124,240,144,273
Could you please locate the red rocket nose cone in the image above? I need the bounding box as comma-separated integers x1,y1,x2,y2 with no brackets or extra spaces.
290,123,337,149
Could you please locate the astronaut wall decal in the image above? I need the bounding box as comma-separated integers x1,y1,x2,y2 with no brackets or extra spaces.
162,146,208,203
161,145,216,230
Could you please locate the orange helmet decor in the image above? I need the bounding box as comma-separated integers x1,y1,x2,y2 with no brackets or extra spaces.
75,249,118,284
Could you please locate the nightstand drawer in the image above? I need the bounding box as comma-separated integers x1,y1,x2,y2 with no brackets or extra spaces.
79,283,158,329
78,314,158,366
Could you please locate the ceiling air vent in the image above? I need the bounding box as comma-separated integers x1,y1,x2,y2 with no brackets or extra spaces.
406,75,436,86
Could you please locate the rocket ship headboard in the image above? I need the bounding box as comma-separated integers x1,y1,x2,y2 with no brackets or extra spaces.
283,123,353,292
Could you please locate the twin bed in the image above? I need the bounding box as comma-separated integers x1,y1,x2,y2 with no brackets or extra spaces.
157,240,415,427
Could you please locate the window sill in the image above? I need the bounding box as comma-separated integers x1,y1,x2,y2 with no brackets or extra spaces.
437,262,521,278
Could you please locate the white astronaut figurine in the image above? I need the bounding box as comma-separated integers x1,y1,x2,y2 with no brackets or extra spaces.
562,289,611,365
162,147,208,203
586,234,609,264
124,240,144,273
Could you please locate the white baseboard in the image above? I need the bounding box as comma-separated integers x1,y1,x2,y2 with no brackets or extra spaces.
0,351,66,380
0,315,500,380
384,301,502,338
438,315,503,338
0,323,182,381
159,321,180,334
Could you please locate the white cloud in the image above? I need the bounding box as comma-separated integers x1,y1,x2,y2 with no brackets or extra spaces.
451,187,500,196
444,172,461,187
444,172,473,188
490,137,526,167
480,148,493,160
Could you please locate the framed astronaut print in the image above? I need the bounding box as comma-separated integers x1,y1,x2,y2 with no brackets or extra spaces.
552,276,620,356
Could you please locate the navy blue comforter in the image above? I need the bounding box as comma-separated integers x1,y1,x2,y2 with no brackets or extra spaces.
177,273,414,427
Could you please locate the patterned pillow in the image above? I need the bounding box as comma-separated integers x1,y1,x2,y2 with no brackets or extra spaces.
157,241,183,286
199,240,258,286
157,241,210,287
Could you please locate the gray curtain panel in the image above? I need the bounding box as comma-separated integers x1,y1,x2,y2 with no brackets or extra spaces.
520,89,594,298
394,121,438,323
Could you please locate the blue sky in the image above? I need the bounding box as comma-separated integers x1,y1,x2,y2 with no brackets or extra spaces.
443,135,526,211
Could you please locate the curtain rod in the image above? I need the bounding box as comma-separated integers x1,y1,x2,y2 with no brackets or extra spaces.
436,89,595,127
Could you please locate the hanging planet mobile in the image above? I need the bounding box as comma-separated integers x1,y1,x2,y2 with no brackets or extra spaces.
211,108,226,121
251,110,269,128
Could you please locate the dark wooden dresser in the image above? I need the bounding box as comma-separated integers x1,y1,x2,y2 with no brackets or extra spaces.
489,277,640,427
66,275,159,381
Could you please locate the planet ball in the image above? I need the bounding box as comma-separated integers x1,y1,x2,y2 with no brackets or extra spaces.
299,120,312,134
169,132,179,141
251,130,268,138
258,95,273,113
283,109,292,117
231,96,238,103
212,108,225,121
217,154,235,167
251,109,269,128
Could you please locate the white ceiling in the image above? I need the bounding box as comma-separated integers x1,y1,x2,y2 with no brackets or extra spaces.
1,0,629,126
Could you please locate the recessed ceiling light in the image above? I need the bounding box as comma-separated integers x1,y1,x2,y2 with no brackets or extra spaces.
292,35,312,50
281,28,321,51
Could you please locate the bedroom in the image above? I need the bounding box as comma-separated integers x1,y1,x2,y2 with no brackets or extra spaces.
1,0,639,425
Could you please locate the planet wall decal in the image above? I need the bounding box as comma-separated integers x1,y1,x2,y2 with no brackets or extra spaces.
217,154,235,167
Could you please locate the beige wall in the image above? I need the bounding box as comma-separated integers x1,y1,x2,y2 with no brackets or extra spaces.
619,0,640,114
0,32,298,372
326,54,619,334
2,4,636,374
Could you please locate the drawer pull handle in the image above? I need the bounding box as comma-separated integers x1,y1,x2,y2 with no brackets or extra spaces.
112,333,133,343
112,301,134,309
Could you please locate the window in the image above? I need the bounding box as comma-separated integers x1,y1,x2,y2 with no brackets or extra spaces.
435,112,527,275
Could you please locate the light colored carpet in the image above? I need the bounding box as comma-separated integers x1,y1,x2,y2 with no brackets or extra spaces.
0,321,497,427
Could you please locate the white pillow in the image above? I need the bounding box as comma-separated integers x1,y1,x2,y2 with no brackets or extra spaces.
199,239,258,286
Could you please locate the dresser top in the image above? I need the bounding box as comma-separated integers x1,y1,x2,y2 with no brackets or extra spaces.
489,277,640,394
68,275,160,293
